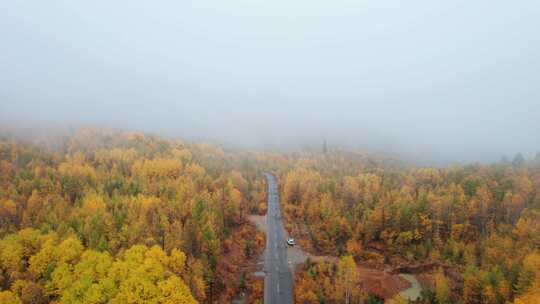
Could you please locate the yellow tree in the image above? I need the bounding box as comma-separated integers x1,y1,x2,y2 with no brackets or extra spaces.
342,176,360,207
514,252,540,304
158,276,198,304
435,269,450,304
336,256,359,304
463,274,482,304
0,291,21,304
0,199,18,233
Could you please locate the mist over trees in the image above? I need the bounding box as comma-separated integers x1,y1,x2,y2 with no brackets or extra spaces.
1,1,539,303
2,1,540,164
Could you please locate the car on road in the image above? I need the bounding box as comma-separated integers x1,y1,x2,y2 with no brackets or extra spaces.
286,238,295,246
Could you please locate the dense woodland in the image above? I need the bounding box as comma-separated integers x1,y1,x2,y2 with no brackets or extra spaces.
1,128,539,303
0,128,265,304
276,152,540,303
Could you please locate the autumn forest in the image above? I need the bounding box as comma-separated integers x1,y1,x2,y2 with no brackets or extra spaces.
0,128,539,304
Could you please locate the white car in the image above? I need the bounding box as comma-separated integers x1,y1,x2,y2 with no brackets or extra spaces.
286,238,295,246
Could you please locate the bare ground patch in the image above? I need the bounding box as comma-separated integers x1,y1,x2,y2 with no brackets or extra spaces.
355,268,410,299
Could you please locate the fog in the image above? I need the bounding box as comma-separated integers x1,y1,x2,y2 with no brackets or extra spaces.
1,1,539,164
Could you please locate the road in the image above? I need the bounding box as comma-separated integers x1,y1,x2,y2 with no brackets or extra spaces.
263,173,293,304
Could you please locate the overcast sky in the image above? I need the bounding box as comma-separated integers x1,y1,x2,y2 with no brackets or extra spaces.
1,0,539,164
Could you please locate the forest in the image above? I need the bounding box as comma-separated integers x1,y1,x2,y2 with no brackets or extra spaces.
0,128,266,304
1,127,539,303
277,152,540,303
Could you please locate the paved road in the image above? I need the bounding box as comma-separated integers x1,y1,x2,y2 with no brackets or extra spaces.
263,173,293,304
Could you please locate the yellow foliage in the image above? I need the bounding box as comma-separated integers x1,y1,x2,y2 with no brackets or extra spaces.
95,148,138,165
57,237,84,264
435,269,450,304
172,148,192,163
145,246,168,265
158,276,198,304
0,199,17,217
169,249,187,275
336,256,358,303
0,291,21,304
81,192,107,214
58,161,97,182
0,236,24,274
514,292,540,304
29,239,57,277
185,163,205,179
514,252,540,304
132,158,182,179
386,295,407,304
